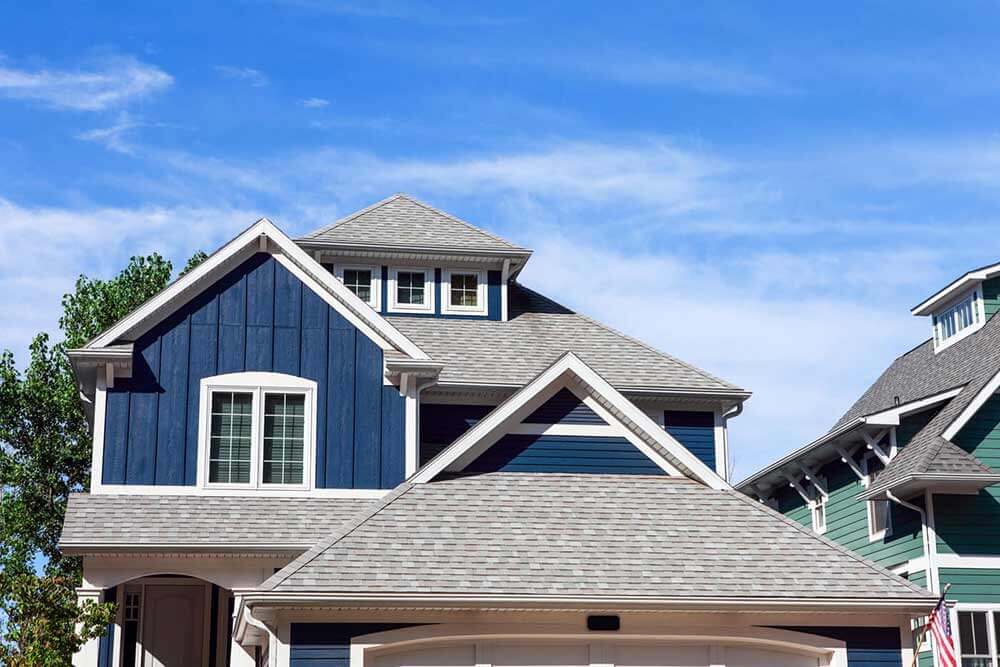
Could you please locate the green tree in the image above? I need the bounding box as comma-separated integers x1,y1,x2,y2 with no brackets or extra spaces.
0,251,202,665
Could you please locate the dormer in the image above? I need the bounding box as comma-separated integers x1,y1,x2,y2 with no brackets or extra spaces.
296,194,532,322
911,260,1000,352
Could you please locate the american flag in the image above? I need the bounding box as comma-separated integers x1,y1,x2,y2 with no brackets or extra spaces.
928,597,957,667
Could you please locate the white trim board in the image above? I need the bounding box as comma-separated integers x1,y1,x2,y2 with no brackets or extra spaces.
410,352,728,489
86,218,428,360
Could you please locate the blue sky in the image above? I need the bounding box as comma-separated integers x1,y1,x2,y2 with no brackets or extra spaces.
2,2,1000,479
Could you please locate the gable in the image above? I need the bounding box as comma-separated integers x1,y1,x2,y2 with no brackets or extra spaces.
665,410,717,470
101,253,405,489
465,434,666,475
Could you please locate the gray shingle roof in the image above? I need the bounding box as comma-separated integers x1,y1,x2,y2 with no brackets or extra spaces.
59,494,374,551
298,194,530,254
388,284,745,394
264,472,931,602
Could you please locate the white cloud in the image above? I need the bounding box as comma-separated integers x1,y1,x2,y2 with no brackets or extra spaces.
0,54,172,111
214,65,269,87
0,198,257,366
76,112,144,154
300,97,330,108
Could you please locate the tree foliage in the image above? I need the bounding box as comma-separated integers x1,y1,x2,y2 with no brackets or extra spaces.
0,250,203,665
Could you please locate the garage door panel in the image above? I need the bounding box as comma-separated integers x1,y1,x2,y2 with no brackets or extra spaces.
613,643,710,667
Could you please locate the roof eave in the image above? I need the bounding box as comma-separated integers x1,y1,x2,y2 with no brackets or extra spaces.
911,262,1000,315
235,591,937,614
296,239,533,259
858,473,1000,501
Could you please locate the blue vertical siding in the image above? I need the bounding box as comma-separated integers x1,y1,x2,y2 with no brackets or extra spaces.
466,434,666,474
524,388,605,424
779,627,902,667
290,624,416,667
102,253,405,489
487,269,502,321
664,410,716,469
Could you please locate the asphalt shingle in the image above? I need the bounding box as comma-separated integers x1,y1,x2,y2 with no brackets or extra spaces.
266,472,931,601
59,494,374,550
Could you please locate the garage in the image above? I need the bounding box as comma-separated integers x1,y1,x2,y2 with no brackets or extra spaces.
367,640,827,667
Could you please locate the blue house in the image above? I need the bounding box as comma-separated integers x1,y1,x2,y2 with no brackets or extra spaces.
62,194,935,667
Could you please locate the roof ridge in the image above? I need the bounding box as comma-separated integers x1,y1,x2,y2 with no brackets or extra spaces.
298,194,404,240
724,489,931,596
401,194,526,251
263,483,414,591
515,283,743,392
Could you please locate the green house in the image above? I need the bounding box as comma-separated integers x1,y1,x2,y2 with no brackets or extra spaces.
739,261,1000,667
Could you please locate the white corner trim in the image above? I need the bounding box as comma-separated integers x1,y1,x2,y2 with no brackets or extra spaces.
713,411,728,481
943,367,1000,441
440,268,488,316
196,372,317,492
410,352,729,489
86,218,428,361
387,266,435,314
500,259,510,322
91,374,108,489
333,263,381,310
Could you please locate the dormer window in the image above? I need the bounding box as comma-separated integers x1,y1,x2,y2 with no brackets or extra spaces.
388,267,434,313
442,269,487,316
933,288,984,351
334,264,380,309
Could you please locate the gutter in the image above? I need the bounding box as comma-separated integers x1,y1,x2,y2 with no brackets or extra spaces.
858,473,1000,501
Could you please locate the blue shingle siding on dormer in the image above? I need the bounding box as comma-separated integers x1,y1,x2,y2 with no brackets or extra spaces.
664,410,716,469
102,253,405,489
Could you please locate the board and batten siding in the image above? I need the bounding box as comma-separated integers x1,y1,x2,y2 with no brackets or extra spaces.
102,253,405,489
935,393,1000,556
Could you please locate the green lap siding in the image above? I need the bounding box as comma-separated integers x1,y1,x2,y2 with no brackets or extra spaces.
936,394,1000,556
939,568,1000,603
776,458,925,570
983,276,1000,320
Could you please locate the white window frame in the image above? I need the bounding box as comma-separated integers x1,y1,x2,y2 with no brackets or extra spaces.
862,452,892,541
933,287,986,352
810,493,827,535
196,372,317,491
388,267,434,314
954,606,1000,667
334,264,380,310
441,268,488,316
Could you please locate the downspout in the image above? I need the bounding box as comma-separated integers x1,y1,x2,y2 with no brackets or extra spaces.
886,490,936,593
719,402,743,482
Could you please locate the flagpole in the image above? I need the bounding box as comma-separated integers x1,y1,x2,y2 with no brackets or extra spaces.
910,583,952,667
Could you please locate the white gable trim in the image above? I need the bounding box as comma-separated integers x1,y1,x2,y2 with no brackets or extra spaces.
912,261,1000,315
943,369,1000,441
86,218,428,360
411,352,728,488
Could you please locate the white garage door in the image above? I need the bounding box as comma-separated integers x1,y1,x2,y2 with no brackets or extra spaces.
370,641,824,667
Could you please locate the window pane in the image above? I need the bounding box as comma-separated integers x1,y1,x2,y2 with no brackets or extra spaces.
397,271,425,305
960,611,990,660
209,392,253,484
262,393,306,485
450,273,479,307
343,269,373,303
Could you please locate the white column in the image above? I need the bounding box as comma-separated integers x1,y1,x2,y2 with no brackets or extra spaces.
72,587,104,667
403,374,420,477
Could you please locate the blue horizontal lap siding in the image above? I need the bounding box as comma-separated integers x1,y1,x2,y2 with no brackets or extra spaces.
290,623,416,667
779,627,902,667
523,388,604,424
102,253,405,489
664,410,715,469
467,434,665,474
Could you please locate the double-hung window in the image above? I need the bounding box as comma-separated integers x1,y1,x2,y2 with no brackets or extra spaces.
958,610,1000,667
864,454,892,540
811,494,827,534
388,267,434,313
335,265,379,309
199,373,315,490
442,269,487,316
